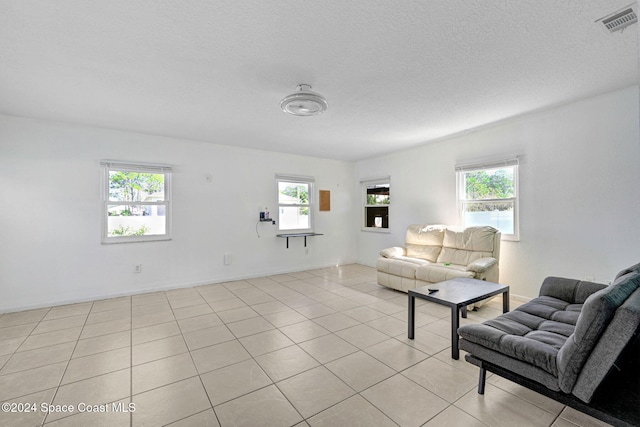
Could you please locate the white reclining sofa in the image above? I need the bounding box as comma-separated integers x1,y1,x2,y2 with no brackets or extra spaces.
377,224,501,293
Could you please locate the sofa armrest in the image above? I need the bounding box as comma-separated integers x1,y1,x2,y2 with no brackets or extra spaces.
380,247,406,258
466,257,497,273
539,277,606,303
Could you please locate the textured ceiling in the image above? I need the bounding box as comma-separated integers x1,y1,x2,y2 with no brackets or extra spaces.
0,1,638,161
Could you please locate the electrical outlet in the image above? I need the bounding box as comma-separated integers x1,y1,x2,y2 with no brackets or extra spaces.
584,276,595,282
305,248,309,256
134,264,142,273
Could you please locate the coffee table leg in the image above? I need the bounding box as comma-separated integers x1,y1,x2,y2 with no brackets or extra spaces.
451,306,460,360
503,289,510,313
408,294,415,339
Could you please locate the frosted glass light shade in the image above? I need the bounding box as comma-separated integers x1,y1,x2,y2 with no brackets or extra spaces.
280,84,327,116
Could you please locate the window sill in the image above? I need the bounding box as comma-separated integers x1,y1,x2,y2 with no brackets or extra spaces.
361,228,391,234
102,236,172,244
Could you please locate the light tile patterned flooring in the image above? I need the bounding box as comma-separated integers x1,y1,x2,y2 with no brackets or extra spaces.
0,264,611,427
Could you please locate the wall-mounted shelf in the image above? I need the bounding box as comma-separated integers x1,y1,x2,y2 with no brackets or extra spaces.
276,233,323,248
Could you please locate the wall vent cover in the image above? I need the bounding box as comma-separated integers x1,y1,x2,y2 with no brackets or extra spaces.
596,4,637,33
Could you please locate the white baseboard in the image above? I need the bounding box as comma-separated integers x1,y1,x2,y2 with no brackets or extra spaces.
0,261,359,314
510,293,532,303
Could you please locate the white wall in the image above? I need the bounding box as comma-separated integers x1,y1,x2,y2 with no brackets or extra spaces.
2,86,638,311
356,86,640,299
0,116,356,312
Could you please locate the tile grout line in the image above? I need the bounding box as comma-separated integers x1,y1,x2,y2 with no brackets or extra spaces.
275,274,453,425
3,268,561,427
181,286,222,427
4,304,136,378
0,307,54,427
199,278,318,422
247,280,339,425
0,306,51,361
0,327,38,375
39,301,94,426
202,273,408,424
2,271,355,419
201,276,325,425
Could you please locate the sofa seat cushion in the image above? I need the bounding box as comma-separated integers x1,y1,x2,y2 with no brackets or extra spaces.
437,247,494,266
459,339,562,391
415,264,474,283
519,296,583,325
458,296,581,376
376,257,430,279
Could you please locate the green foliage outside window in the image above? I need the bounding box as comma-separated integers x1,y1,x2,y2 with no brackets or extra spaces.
280,185,308,203
109,225,150,236
464,169,514,212
109,171,164,215
367,194,390,205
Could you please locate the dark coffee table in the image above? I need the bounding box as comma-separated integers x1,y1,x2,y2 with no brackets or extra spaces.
408,277,509,359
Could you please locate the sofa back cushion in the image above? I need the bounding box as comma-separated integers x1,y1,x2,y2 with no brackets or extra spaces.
405,224,445,262
556,270,640,393
539,277,607,304
436,226,498,265
572,287,640,402
405,244,441,263
614,261,640,280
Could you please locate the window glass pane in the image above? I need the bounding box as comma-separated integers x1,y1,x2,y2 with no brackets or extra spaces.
109,171,165,202
365,206,389,228
278,182,309,205
366,184,390,205
107,205,166,236
279,206,309,230
463,167,514,200
462,201,514,235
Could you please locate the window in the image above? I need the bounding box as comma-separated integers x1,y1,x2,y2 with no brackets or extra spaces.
101,162,171,243
362,177,390,230
276,175,314,232
456,159,519,240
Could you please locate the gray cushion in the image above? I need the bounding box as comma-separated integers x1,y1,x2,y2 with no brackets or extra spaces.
539,277,607,304
572,287,640,402
459,339,561,391
556,272,640,393
458,264,640,405
614,262,640,280
458,296,582,376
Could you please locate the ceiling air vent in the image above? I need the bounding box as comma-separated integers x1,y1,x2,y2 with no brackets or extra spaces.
596,4,637,33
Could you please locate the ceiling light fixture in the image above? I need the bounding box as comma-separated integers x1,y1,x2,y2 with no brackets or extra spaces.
280,84,328,116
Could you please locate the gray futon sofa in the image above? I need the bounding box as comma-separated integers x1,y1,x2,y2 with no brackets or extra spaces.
458,263,640,425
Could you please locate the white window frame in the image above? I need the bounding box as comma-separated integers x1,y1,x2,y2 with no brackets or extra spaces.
456,158,519,241
101,161,172,244
276,174,314,233
361,176,390,233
